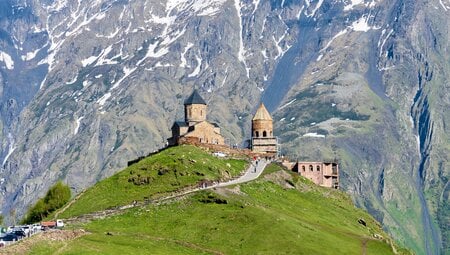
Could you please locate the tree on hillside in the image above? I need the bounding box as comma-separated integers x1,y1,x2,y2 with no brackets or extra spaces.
44,181,71,210
22,181,71,224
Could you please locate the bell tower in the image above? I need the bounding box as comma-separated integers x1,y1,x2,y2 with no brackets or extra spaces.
184,89,207,125
252,103,273,138
251,103,277,155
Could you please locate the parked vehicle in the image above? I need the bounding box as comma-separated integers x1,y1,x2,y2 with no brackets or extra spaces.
41,219,64,230
41,221,55,230
21,225,31,236
32,224,41,233
13,230,26,239
0,233,18,242
56,219,64,228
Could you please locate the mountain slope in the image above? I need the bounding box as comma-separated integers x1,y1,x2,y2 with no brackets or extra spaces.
0,1,448,254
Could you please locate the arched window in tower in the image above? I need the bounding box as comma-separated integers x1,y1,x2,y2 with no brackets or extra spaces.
270,131,273,137
317,166,320,171
201,110,203,116
302,166,306,172
263,131,267,137
188,108,192,117
309,165,313,171
255,131,259,137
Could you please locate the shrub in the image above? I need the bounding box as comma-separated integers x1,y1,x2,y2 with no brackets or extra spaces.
22,181,71,224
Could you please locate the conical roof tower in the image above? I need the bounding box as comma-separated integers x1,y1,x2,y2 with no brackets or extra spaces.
252,103,273,121
252,103,273,138
251,103,277,154
184,89,207,105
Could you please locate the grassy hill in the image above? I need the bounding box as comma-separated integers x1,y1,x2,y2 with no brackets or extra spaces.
6,146,411,254
56,145,248,218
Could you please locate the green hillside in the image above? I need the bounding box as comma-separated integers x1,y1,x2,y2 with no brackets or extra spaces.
7,146,411,254
57,145,248,218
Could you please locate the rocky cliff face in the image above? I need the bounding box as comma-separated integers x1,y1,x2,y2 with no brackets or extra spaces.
0,0,448,254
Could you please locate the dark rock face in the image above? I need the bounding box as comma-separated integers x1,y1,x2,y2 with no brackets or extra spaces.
0,1,448,254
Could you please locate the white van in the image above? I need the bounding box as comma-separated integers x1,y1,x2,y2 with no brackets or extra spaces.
56,220,64,228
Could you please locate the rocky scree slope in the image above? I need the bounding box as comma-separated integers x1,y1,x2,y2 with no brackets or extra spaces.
0,0,448,254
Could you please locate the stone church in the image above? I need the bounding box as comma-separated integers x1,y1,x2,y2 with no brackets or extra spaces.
251,103,277,155
167,90,225,146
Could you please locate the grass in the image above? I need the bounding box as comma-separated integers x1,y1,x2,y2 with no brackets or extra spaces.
259,162,286,177
60,235,209,255
27,165,411,254
57,145,248,218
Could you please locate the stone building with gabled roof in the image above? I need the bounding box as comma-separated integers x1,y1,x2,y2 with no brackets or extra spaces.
251,103,278,155
168,90,225,146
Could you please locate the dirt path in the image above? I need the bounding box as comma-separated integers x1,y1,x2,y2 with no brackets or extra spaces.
361,239,368,255
54,190,86,219
64,159,269,225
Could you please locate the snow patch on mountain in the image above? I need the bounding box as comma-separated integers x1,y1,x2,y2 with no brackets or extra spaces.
81,56,98,67
95,45,119,66
303,133,326,138
234,0,249,78
252,0,261,15
273,30,291,60
279,99,297,110
343,0,364,11
439,0,450,11
320,29,348,52
344,0,379,11
180,43,194,68
21,46,45,61
0,51,14,70
2,133,16,167
351,15,379,32
305,0,324,17
74,116,84,135
188,54,202,77
95,27,120,39
166,0,227,17
97,66,137,108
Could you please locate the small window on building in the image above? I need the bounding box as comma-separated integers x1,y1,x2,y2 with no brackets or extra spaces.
201,110,203,116
263,131,267,137
270,131,273,136
255,131,259,137
317,166,320,171
309,165,313,171
302,166,305,172
189,108,192,117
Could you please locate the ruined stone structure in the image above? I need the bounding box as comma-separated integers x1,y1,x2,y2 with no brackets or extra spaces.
168,90,225,146
285,161,339,189
251,103,277,155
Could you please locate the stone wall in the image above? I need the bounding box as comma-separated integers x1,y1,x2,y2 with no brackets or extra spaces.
184,121,225,145
252,119,273,138
288,161,339,189
296,162,324,186
252,137,277,154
